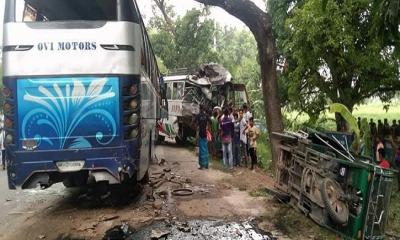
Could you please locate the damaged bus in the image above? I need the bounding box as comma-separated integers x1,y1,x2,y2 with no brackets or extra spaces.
3,0,165,189
157,64,249,144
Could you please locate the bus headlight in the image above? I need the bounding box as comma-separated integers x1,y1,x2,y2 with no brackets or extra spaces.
128,113,139,125
130,84,138,95
130,129,139,139
130,99,138,110
5,134,13,144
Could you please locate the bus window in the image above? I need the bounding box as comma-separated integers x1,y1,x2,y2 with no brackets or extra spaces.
166,83,173,100
172,82,184,100
14,0,132,22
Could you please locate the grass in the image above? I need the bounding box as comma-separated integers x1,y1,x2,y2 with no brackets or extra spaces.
257,132,273,170
285,101,400,131
388,180,400,236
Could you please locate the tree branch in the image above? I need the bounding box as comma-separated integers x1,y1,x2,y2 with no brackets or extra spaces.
153,0,176,36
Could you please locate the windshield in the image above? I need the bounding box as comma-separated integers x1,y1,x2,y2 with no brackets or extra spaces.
14,0,121,22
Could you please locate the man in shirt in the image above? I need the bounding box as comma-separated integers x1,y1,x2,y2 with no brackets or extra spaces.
246,117,260,171
220,108,234,169
195,105,211,170
242,104,252,164
239,110,248,167
233,112,241,167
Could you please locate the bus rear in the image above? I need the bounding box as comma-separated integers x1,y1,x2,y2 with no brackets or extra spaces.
3,0,160,189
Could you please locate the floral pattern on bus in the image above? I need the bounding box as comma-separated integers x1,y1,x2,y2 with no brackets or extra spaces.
18,77,120,150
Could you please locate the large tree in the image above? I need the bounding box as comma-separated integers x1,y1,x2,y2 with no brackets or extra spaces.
149,3,218,70
192,0,284,164
275,0,399,130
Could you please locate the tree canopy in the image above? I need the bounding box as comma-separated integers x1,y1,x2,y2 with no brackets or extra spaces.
270,0,400,129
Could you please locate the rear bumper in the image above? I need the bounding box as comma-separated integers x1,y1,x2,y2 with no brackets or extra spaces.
7,142,139,189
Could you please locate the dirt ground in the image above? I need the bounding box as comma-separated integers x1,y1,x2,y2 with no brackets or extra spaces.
0,141,332,240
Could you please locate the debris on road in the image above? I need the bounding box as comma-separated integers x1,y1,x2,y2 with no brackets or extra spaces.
171,188,194,197
130,219,273,239
150,229,170,239
38,234,46,239
102,223,135,240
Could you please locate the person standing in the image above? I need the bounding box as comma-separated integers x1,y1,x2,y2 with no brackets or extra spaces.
378,120,384,138
391,120,398,137
239,110,249,167
0,113,4,170
233,112,241,167
246,117,260,171
242,104,252,161
195,105,211,170
210,110,219,159
220,108,234,169
383,118,391,138
395,120,400,143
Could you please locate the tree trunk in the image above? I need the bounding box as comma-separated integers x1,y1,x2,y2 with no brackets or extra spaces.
153,0,176,36
335,113,348,132
193,0,284,166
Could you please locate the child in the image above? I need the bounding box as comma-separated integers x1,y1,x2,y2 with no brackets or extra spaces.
246,117,260,171
377,148,390,169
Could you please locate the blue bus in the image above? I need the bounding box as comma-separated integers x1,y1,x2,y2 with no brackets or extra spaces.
3,0,163,189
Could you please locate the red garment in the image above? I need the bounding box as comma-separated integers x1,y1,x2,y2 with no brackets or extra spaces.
379,160,390,169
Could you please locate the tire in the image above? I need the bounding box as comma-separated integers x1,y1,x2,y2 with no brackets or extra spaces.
139,170,149,184
320,178,349,225
157,135,165,144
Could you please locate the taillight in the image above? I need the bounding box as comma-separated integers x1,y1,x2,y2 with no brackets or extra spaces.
4,118,13,128
123,81,140,140
2,88,11,98
130,84,138,95
129,99,138,110
128,113,139,125
3,103,13,114
5,134,13,145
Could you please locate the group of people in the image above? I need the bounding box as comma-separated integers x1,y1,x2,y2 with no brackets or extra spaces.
367,118,400,140
365,118,400,191
195,104,260,171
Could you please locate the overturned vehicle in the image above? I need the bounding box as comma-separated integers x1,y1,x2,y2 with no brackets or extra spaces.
157,64,249,143
273,129,395,240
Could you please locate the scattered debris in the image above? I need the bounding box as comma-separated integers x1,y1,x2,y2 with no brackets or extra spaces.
163,168,171,173
176,222,191,233
38,234,46,239
99,215,119,222
171,188,194,197
130,220,272,239
102,224,135,240
152,200,163,210
150,229,170,239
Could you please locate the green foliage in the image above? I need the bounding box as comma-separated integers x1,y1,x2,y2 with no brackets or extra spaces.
257,132,272,170
271,0,400,123
149,6,218,70
329,103,360,138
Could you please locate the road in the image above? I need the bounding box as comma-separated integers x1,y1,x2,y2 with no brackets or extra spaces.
0,143,280,240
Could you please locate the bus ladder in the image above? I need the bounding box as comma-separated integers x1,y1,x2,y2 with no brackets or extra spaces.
364,167,385,238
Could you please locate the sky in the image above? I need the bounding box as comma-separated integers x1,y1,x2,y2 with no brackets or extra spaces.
0,0,266,42
136,0,266,27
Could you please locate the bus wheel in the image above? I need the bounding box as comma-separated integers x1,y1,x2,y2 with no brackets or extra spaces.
139,170,150,184
321,178,349,225
157,135,165,144
175,136,187,145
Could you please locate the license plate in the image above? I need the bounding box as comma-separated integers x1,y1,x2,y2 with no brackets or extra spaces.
56,161,85,172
